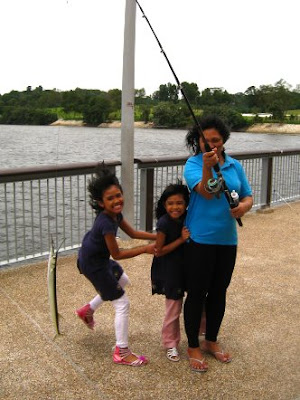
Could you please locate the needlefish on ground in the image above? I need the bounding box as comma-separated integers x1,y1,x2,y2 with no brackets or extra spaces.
47,237,64,339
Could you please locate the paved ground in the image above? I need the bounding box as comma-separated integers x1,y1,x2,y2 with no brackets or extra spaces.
0,202,299,400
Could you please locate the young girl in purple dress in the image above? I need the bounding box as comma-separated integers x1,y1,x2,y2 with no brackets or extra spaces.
76,166,156,366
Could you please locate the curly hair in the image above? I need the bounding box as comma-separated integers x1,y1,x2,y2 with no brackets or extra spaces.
186,115,230,155
155,182,190,220
88,163,122,215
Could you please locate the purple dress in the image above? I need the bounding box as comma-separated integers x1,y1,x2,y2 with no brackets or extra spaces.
78,212,124,301
151,213,186,300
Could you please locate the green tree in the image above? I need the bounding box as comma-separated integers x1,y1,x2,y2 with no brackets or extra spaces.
199,88,232,107
202,105,249,130
82,95,111,125
153,83,179,102
152,102,190,128
135,88,146,98
246,80,293,118
180,82,200,104
268,101,285,120
0,106,57,125
107,89,122,110
138,104,151,123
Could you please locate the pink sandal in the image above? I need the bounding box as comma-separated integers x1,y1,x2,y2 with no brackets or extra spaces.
75,304,95,330
113,346,148,366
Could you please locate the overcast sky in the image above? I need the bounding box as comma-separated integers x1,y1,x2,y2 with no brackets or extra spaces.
1,0,299,96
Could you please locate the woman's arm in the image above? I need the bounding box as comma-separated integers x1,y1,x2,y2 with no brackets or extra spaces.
193,148,219,200
155,227,190,257
119,218,156,240
230,196,253,219
104,233,155,260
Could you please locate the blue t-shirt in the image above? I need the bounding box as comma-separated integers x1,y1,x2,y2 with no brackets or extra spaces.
184,153,252,245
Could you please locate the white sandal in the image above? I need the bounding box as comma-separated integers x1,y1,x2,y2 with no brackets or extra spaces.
166,347,180,362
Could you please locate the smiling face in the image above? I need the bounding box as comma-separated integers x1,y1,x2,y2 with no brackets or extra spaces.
164,193,186,221
98,184,124,218
199,128,224,157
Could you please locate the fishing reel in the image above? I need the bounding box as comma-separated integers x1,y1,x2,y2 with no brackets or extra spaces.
205,176,224,198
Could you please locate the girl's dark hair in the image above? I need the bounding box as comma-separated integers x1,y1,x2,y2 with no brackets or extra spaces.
156,182,190,220
186,115,230,155
88,163,122,215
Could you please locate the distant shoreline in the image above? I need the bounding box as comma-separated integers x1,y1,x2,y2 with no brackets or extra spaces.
50,119,300,134
244,123,300,134
50,119,155,129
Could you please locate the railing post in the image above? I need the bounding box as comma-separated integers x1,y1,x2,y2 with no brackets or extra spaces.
139,168,154,232
261,156,273,207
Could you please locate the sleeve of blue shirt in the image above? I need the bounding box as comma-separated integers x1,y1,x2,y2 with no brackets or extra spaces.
232,160,252,199
184,156,202,191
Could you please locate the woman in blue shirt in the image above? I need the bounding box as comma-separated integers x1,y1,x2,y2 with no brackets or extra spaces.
183,115,253,372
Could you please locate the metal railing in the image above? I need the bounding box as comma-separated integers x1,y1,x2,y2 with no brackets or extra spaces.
1,149,299,267
136,149,300,230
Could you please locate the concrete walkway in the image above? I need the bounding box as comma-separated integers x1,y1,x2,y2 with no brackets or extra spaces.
1,202,299,400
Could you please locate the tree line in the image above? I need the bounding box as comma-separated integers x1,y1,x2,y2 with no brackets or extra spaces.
0,80,299,129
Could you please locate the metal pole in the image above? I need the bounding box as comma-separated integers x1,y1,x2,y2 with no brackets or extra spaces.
121,0,136,230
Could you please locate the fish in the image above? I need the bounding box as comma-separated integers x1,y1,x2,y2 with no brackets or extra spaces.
47,236,62,339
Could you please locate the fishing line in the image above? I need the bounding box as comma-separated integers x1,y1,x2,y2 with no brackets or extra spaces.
135,0,243,226
51,125,66,251
54,125,62,249
273,190,294,210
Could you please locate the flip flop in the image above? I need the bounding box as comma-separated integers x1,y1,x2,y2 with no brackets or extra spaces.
201,347,232,363
188,357,208,373
211,350,232,363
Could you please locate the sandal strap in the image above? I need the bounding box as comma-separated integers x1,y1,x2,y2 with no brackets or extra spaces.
118,347,132,359
167,348,179,358
189,357,205,363
129,354,147,366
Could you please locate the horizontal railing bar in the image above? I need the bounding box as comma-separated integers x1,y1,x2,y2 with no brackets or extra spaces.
0,244,79,267
135,156,187,168
1,149,299,183
230,149,300,160
0,160,121,183
135,149,300,167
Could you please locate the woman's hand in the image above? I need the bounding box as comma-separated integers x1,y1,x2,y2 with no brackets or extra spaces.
202,147,219,169
230,203,247,219
181,226,190,241
230,196,253,219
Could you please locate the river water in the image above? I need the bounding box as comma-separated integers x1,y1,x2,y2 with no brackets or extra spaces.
1,124,299,264
1,125,300,169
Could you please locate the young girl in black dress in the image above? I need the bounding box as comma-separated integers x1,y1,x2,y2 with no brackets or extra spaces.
151,183,190,362
76,165,156,366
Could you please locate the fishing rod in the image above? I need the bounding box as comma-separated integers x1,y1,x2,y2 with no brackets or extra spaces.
135,0,243,226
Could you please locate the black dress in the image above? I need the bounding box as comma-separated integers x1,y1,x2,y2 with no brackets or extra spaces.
151,213,185,300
